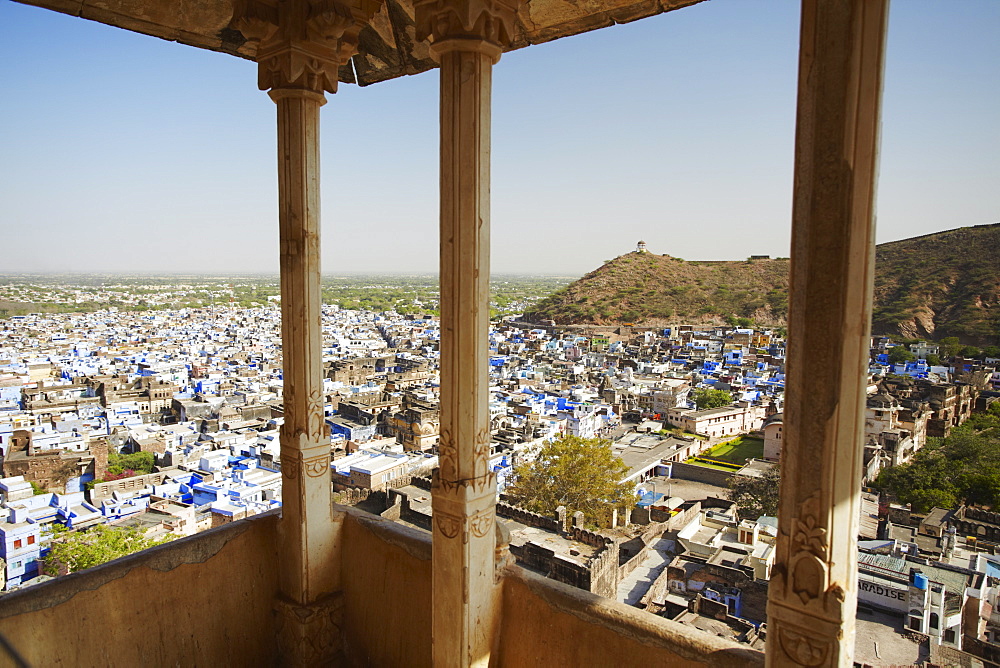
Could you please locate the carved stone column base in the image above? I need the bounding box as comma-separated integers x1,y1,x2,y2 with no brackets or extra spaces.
274,592,344,667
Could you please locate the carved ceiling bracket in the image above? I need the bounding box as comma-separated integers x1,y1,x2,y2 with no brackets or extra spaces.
232,0,384,93
413,0,524,61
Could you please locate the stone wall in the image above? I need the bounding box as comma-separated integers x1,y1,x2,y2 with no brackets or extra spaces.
952,506,1000,542
397,492,432,532
512,538,621,599
0,512,281,667
617,527,665,581
587,540,621,599
669,462,733,487
499,568,764,667
2,451,86,494
496,502,561,533
89,469,179,502
567,526,613,549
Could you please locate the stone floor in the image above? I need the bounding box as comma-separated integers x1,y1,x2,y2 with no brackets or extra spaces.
643,476,731,504
617,536,674,606
854,607,928,667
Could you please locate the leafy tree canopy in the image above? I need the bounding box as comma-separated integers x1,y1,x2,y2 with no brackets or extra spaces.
43,524,171,576
887,346,916,364
875,405,1000,513
692,388,734,410
505,436,634,526
727,466,781,520
938,337,962,358
89,451,157,489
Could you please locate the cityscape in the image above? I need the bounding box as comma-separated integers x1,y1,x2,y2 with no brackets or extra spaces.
1,261,999,665
2,0,998,666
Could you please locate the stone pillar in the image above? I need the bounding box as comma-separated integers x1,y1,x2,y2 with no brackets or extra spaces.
232,0,381,664
766,1,888,667
412,0,522,664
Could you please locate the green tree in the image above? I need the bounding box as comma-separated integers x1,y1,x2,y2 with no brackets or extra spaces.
966,402,1000,434
692,388,733,410
727,466,781,520
43,524,171,576
505,436,635,526
107,451,155,477
875,419,1000,512
959,345,982,358
938,336,962,358
982,346,1000,360
924,353,942,367
887,346,916,364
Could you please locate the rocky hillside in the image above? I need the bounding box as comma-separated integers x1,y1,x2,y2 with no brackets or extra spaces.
524,252,790,327
872,223,1000,344
525,224,1000,344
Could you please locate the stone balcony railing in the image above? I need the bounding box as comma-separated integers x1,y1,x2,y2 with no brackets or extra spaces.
0,507,762,666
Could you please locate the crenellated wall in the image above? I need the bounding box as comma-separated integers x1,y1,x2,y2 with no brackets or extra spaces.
496,501,562,532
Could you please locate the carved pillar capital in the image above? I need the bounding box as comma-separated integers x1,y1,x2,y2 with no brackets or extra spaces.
233,0,383,94
413,0,523,61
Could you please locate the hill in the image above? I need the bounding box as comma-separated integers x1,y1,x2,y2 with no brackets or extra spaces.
872,223,1000,343
524,224,1000,344
524,253,791,327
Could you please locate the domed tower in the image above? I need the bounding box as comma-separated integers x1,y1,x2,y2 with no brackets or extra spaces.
636,240,647,253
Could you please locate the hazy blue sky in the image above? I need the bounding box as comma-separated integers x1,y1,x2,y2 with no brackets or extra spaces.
1,0,997,276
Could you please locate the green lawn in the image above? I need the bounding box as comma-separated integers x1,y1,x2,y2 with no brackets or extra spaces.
684,458,742,472
706,436,765,464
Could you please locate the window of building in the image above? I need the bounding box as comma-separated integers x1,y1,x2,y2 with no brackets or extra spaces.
27,535,35,545
13,539,22,549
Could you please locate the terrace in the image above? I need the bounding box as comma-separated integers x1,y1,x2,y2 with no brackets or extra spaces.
2,0,889,665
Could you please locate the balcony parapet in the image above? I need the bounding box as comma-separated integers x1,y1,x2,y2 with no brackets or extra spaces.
0,505,761,667
499,563,764,667
0,511,281,667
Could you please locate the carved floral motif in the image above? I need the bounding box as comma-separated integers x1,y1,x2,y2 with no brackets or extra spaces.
469,510,493,538
777,627,830,667
436,512,461,539
473,426,490,478
793,514,828,556
274,594,343,665
791,553,826,606
282,453,300,480
436,471,495,495
306,387,325,442
438,427,456,479
304,453,331,477
281,451,330,479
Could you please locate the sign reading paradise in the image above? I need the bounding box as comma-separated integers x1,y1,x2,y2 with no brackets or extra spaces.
857,578,907,612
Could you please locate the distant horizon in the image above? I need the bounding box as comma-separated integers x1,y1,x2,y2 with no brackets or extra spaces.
1,221,996,280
